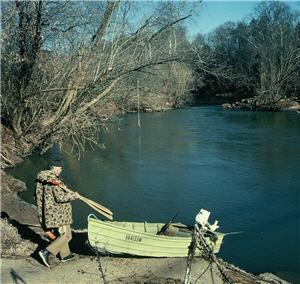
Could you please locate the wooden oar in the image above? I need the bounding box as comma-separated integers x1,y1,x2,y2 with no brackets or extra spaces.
77,195,113,216
81,198,113,220
79,195,113,220
52,181,113,220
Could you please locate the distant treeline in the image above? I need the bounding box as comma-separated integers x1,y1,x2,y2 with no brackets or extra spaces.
1,1,299,167
190,2,300,104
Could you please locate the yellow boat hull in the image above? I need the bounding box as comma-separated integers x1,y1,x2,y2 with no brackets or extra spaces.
87,215,224,257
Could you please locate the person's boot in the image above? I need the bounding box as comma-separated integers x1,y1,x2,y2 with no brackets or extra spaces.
39,249,50,268
61,253,75,263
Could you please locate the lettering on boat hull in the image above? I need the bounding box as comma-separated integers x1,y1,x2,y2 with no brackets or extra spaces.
125,234,142,242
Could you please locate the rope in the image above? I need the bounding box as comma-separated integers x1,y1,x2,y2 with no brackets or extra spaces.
193,260,212,284
184,224,233,284
184,225,198,283
196,225,232,284
87,240,108,284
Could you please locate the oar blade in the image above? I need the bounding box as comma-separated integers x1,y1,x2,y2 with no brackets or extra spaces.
90,204,114,220
79,196,113,216
80,198,113,220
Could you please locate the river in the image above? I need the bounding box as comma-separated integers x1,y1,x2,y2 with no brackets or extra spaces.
8,106,300,283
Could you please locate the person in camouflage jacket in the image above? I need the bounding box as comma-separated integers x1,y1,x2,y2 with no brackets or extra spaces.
35,161,79,267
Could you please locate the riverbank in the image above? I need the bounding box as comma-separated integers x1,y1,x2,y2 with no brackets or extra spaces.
222,97,300,112
0,98,176,169
0,171,291,284
1,254,290,284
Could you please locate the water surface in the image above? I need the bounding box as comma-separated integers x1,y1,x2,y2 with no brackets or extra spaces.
8,106,300,282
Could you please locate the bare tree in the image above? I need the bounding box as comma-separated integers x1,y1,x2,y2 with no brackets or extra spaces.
190,2,300,104
250,2,300,103
1,0,201,167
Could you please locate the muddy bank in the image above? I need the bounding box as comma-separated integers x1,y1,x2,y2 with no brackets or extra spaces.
0,173,291,284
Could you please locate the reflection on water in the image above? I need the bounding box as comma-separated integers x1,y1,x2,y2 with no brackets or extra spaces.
8,106,300,283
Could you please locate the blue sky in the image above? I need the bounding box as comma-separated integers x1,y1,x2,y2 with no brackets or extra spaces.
186,1,300,37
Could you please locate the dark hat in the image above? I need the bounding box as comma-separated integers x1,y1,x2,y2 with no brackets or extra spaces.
48,158,62,169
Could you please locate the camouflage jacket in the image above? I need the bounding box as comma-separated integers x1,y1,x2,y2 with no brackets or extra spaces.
35,170,77,229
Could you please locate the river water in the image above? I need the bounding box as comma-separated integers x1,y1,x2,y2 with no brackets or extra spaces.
8,106,300,282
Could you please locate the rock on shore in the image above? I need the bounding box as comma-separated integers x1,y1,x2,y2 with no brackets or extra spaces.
222,97,300,112
1,170,38,225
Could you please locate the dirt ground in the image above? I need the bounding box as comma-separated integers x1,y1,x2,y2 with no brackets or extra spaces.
1,252,291,284
1,255,224,284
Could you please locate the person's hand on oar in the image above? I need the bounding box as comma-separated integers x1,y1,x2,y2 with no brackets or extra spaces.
47,179,113,220
74,192,80,199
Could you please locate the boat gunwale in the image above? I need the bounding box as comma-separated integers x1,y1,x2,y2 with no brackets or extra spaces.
88,218,195,240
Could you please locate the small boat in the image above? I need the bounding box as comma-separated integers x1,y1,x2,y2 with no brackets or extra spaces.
87,209,225,257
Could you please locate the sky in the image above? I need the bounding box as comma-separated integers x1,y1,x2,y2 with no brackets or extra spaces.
186,1,300,37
